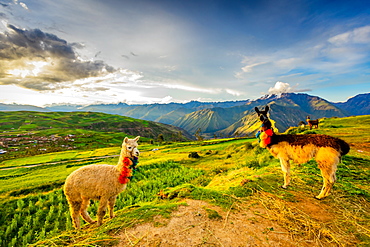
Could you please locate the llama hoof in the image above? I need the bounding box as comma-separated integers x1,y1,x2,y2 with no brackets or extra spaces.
110,215,116,219
314,196,323,200
281,185,287,189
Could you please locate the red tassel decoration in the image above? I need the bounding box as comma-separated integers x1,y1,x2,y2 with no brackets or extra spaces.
118,157,132,184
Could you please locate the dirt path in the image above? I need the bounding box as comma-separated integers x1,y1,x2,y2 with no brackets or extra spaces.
116,199,315,247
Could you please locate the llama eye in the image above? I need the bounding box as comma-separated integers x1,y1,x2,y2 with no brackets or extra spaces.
128,147,132,149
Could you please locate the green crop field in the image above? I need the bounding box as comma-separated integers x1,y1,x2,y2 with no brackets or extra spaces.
0,115,369,246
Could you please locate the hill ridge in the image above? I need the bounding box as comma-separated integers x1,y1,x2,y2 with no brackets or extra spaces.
1,93,369,137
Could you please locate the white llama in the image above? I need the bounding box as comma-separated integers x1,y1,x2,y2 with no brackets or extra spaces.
64,136,140,229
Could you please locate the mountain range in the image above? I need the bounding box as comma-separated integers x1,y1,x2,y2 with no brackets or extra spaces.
1,93,369,137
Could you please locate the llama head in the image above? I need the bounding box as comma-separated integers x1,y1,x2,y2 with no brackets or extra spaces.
254,105,272,129
122,136,140,158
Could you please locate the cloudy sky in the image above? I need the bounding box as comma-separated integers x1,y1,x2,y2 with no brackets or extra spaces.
0,0,369,106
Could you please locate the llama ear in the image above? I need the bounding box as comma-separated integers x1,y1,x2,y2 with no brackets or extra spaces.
134,136,140,142
264,105,269,113
123,137,129,143
254,107,260,114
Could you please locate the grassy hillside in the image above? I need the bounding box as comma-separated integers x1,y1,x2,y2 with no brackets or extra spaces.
174,108,234,134
155,107,193,125
0,111,191,161
0,115,369,246
0,111,187,137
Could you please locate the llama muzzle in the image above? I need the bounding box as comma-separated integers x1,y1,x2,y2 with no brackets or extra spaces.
132,147,140,157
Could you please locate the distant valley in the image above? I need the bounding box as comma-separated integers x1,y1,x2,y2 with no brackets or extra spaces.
1,93,369,137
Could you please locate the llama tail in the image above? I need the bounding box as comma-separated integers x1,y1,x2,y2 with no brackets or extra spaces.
339,139,350,156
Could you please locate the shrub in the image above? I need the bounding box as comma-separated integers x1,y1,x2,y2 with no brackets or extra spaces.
203,207,222,220
244,142,254,150
188,152,200,158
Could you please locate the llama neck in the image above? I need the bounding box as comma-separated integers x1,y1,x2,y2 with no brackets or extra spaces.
116,147,130,170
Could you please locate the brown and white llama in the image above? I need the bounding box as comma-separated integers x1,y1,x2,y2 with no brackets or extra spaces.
255,106,349,199
64,136,140,229
306,116,319,129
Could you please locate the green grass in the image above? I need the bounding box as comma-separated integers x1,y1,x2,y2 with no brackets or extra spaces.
0,160,204,246
0,115,369,246
30,201,184,247
0,147,119,169
0,158,111,197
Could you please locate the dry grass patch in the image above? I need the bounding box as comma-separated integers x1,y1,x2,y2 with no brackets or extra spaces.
254,191,368,246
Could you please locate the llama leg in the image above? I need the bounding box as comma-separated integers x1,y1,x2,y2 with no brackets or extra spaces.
316,166,337,199
316,173,331,200
279,158,291,189
325,171,337,197
80,197,96,224
108,196,117,219
97,198,109,226
316,155,338,199
69,200,82,229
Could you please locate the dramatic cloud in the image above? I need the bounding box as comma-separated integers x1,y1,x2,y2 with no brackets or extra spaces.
0,24,118,90
268,81,311,95
0,0,369,105
268,81,292,94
